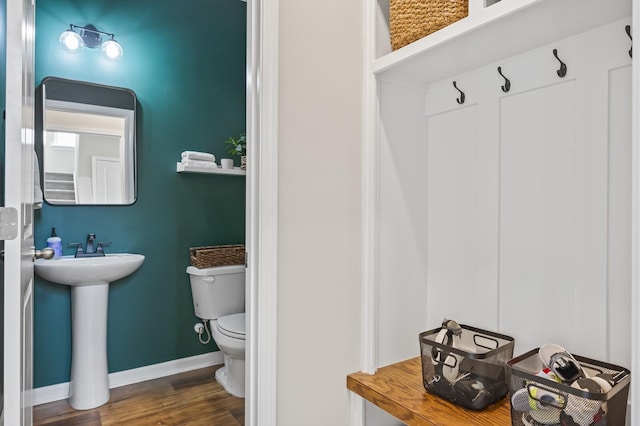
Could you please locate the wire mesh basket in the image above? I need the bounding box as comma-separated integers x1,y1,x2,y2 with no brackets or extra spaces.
419,324,514,410
506,348,630,426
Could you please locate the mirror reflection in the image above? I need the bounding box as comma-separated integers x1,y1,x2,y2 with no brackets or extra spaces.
37,77,137,205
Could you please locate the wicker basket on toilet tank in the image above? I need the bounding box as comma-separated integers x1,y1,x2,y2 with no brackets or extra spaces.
189,245,245,269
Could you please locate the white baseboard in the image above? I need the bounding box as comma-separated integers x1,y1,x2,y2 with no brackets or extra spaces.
33,351,223,406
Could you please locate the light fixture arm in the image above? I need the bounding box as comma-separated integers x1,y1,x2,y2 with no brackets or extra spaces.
68,24,116,41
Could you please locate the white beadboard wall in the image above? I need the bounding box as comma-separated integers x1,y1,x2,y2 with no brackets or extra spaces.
376,18,632,369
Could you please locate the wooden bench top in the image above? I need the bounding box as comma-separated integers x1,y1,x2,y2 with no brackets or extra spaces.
346,357,512,426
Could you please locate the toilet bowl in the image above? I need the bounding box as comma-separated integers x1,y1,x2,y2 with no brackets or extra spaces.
210,313,245,398
186,264,246,398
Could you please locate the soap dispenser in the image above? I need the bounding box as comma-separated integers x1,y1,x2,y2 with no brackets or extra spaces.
47,227,62,258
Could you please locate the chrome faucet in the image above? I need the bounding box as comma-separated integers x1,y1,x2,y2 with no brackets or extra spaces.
86,233,96,254
69,233,111,258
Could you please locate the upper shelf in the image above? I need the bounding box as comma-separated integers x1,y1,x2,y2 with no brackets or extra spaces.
176,162,246,176
373,0,631,88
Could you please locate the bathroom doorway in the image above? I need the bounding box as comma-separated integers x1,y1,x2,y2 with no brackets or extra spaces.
0,0,278,423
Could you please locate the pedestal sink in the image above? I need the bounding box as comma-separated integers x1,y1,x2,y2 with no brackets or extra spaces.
34,253,145,410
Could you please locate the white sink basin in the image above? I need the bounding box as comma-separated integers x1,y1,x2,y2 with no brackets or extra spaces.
34,253,145,286
34,252,144,410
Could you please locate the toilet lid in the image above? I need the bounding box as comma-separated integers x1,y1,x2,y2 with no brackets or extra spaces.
217,313,245,339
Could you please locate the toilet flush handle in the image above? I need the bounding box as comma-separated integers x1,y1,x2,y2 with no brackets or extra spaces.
202,276,215,282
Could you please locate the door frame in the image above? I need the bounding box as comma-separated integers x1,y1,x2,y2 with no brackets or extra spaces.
3,0,36,423
631,1,640,423
246,0,279,424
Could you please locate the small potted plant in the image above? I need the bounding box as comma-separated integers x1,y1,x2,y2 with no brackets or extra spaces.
224,133,247,170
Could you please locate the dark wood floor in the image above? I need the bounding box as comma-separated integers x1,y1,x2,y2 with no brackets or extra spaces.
33,365,245,426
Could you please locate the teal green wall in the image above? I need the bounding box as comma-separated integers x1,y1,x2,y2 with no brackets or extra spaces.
34,0,246,387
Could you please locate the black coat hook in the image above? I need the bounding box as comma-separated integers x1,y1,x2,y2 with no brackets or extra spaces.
553,49,567,78
626,25,632,58
497,67,511,93
452,81,465,104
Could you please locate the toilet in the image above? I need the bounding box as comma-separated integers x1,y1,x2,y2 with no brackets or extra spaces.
186,264,246,398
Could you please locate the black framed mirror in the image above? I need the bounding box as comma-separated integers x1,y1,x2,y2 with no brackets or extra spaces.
36,77,137,205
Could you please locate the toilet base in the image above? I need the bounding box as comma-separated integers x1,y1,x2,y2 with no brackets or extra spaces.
215,356,245,398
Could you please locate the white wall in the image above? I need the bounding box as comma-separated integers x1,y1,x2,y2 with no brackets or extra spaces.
375,19,633,371
277,0,363,424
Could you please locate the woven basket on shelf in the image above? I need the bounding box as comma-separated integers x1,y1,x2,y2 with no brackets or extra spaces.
190,244,245,269
390,0,468,51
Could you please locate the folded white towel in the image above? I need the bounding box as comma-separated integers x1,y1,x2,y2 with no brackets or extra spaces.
182,159,219,168
181,151,216,162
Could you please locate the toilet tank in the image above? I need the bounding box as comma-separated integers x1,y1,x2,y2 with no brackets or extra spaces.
186,264,245,320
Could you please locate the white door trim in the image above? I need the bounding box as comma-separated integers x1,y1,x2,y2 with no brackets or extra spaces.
361,0,379,380
353,0,380,423
4,0,36,424
630,1,639,424
246,0,279,424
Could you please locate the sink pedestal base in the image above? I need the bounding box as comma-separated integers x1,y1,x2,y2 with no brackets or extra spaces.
33,254,145,409
68,283,110,410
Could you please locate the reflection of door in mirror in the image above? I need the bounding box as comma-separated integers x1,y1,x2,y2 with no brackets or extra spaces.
37,77,137,206
93,155,122,203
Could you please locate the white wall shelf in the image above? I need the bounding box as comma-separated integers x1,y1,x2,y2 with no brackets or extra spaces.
176,162,246,176
374,0,631,87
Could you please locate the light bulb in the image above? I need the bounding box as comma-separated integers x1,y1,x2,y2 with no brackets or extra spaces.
59,30,83,53
101,39,123,61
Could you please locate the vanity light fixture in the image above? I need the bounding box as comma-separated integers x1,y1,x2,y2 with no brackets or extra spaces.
59,24,124,61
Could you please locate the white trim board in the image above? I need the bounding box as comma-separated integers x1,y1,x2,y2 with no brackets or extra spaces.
631,1,640,424
246,0,279,424
32,351,223,406
360,0,379,379
350,394,365,426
